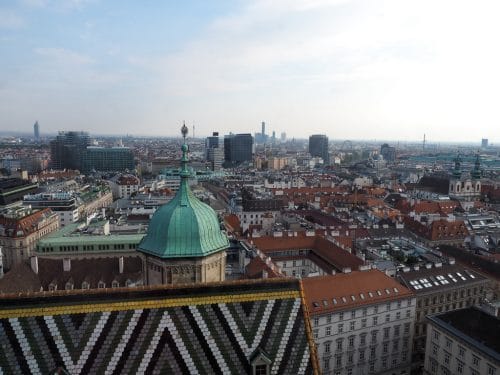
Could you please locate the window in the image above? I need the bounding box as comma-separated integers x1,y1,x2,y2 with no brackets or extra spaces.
326,326,331,336
444,351,450,365
347,352,354,364
472,355,480,367
406,309,411,318
323,358,330,371
394,325,400,337
396,312,401,320
351,311,356,319
433,329,440,341
255,364,268,375
361,318,367,328
445,337,452,349
313,329,318,339
338,323,343,333
331,355,341,369
336,339,343,351
350,321,355,331
325,342,331,354
363,308,367,316
383,342,388,354
384,327,390,339
487,365,497,375
327,314,332,324
458,346,465,357
359,349,365,361
373,316,378,325
456,360,464,374
370,347,376,359
404,323,410,335
314,317,319,327
360,333,367,346
339,312,344,320
371,330,378,342
432,344,438,356
348,336,355,348
385,314,390,323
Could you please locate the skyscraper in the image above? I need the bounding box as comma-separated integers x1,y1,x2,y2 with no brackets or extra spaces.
308,134,329,164
224,133,253,165
33,121,40,142
261,121,266,137
482,138,489,148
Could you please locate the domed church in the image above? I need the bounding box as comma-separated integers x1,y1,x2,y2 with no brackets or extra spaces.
138,124,229,285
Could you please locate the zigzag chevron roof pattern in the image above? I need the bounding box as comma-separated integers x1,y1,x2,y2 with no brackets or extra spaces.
0,279,318,374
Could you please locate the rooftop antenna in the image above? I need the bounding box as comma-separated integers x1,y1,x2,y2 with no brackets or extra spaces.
423,134,426,152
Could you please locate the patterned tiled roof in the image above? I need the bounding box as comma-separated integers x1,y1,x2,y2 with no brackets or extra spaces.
0,279,319,374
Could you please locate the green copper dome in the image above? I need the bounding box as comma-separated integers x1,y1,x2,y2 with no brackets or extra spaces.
138,125,228,258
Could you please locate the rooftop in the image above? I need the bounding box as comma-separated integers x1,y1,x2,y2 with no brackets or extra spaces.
398,264,486,294
302,269,414,315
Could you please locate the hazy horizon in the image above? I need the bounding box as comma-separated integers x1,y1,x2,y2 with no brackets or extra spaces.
1,0,499,142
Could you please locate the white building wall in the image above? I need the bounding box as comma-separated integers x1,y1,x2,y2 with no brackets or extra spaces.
424,322,499,375
312,297,416,375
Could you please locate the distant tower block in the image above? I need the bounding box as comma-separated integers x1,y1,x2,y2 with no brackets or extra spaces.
34,121,40,142
482,138,488,148
261,121,266,136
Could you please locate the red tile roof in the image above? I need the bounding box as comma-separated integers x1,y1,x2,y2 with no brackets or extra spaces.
302,270,413,315
251,234,364,272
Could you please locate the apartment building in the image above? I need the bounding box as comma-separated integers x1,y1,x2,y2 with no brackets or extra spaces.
397,262,489,365
303,270,416,375
424,307,499,375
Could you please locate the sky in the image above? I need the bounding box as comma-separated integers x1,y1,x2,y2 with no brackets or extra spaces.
1,0,500,142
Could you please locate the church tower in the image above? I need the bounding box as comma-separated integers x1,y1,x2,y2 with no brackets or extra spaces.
137,124,229,285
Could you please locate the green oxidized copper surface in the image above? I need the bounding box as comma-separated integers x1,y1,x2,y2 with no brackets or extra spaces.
138,125,228,258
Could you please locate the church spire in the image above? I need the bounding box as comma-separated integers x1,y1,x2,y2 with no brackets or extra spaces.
452,152,462,179
471,152,482,179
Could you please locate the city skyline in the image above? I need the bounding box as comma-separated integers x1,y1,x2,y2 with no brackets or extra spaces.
1,1,500,142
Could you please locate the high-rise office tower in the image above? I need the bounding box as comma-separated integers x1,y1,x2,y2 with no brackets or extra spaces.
261,121,266,137
482,138,489,148
33,121,40,142
50,131,90,170
308,134,329,164
205,132,223,171
380,143,396,162
224,133,253,165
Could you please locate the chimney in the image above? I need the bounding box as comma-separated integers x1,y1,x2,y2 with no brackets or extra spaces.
119,256,124,274
63,258,71,272
31,256,39,274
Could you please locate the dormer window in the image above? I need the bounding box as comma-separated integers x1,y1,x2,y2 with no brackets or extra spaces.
65,282,74,290
250,347,272,375
82,281,90,290
111,280,119,288
48,283,57,291
98,281,106,289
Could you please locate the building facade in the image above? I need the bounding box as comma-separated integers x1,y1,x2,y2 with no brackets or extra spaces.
50,131,90,170
82,147,135,173
0,206,59,270
224,133,253,165
303,270,416,375
424,307,499,375
397,263,489,366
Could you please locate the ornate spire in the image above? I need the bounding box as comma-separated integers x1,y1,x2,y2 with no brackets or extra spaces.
180,122,190,178
471,152,482,179
452,152,462,179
